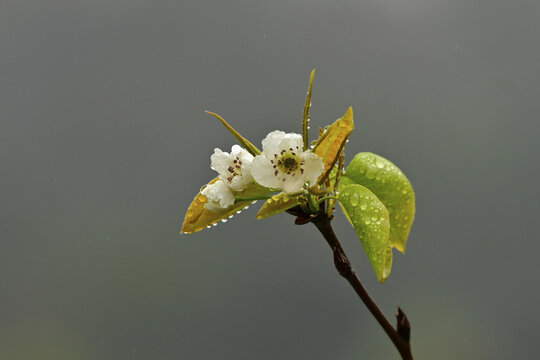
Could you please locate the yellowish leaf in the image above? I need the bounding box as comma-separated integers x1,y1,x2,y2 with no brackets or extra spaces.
256,193,302,220
181,178,254,234
313,107,354,184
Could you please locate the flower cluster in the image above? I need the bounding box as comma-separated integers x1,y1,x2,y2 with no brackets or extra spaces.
202,131,324,211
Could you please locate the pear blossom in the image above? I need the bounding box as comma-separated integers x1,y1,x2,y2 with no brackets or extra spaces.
251,130,324,193
211,145,254,191
201,180,235,211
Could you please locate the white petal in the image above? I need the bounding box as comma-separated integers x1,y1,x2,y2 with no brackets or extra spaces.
201,180,235,211
229,173,252,191
230,144,243,155
278,133,303,153
261,130,287,158
251,155,281,189
239,151,254,164
281,174,305,193
210,148,232,177
230,144,253,161
301,151,325,185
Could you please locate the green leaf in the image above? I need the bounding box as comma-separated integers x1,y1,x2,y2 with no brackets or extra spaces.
205,111,261,156
303,69,315,151
338,184,392,283
256,193,302,219
313,107,354,184
342,153,415,253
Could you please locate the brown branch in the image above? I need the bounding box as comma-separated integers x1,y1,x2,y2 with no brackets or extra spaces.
312,216,414,360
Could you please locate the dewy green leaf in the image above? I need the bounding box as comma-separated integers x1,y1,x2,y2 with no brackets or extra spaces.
313,107,354,184
205,111,261,156
256,193,302,219
342,153,415,253
303,69,316,151
338,184,392,283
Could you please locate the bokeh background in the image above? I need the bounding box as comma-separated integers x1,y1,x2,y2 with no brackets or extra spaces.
1,0,539,359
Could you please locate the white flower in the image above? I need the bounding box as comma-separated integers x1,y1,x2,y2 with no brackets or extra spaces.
201,180,235,211
210,145,254,191
251,130,324,193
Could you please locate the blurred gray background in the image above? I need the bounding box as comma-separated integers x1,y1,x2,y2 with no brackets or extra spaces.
1,0,539,359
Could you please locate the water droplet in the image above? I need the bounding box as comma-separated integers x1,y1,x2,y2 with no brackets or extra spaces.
404,215,409,220
366,169,376,179
212,223,218,227
365,219,372,225
236,210,242,214
229,215,234,219
350,193,359,206
360,203,367,210
371,216,378,221
221,219,227,223
402,189,407,195
375,158,385,169
206,225,212,229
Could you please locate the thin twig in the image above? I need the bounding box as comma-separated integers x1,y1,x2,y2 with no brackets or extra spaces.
312,216,414,360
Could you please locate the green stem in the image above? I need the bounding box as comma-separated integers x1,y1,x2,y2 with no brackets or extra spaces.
306,192,318,213
315,196,339,206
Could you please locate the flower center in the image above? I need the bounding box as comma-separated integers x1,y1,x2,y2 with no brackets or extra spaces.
282,156,297,171
271,147,305,178
226,157,243,183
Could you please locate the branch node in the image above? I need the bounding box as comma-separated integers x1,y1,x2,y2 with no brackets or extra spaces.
396,307,411,343
333,249,352,277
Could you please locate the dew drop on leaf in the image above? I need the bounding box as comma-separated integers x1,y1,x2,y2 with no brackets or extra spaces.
366,168,376,179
